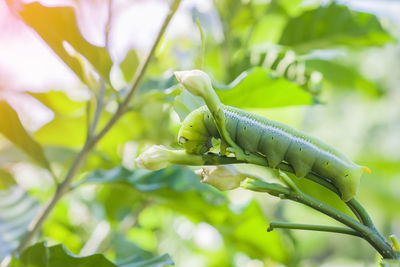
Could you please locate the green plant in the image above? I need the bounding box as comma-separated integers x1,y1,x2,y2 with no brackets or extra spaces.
1,0,399,266
137,70,400,262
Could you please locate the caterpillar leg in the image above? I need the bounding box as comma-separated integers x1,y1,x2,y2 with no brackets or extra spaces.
221,141,248,158
226,146,247,160
220,140,227,155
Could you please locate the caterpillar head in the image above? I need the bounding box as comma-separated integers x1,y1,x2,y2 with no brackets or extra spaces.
178,108,212,154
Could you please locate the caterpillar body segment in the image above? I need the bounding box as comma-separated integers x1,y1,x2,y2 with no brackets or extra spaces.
178,105,368,202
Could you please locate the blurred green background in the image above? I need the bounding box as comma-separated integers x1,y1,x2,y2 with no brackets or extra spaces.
0,0,399,266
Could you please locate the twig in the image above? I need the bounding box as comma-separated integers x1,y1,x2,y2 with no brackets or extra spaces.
16,143,92,253
88,81,106,138
268,221,362,237
244,178,398,259
15,0,182,254
91,0,181,145
139,149,397,259
278,161,387,245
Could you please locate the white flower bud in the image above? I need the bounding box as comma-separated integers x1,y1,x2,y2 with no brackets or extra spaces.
195,165,246,191
136,145,172,170
174,70,213,97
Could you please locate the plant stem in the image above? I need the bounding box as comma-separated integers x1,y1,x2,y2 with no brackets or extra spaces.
15,0,182,254
208,151,381,233
196,152,377,229
16,142,92,253
88,81,106,138
278,161,388,246
245,179,398,259
92,0,181,145
163,151,380,234
268,221,362,237
138,144,398,257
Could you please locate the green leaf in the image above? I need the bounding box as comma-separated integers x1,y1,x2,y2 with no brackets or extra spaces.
0,187,40,261
28,91,85,115
279,4,394,52
115,254,174,267
249,14,287,45
215,67,313,108
380,259,400,267
0,169,16,190
34,114,86,148
120,49,140,82
17,2,112,82
9,242,174,267
92,168,289,262
173,67,313,119
96,112,144,163
88,165,228,224
173,89,205,121
84,166,216,194
0,101,50,169
306,58,379,95
230,201,288,262
109,233,154,261
9,242,115,267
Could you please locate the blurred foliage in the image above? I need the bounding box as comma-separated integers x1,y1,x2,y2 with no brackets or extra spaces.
18,2,112,84
0,187,40,260
8,242,173,267
0,0,399,266
0,101,50,169
279,3,393,52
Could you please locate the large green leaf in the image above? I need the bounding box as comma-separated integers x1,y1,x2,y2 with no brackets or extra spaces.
173,67,313,121
9,242,174,267
279,4,393,52
86,165,229,224
306,58,379,95
17,2,112,82
248,13,287,45
115,254,174,267
0,187,40,261
84,166,218,195
173,89,205,121
120,49,140,82
86,166,289,262
216,67,313,108
29,91,85,115
0,101,50,169
34,114,86,148
229,201,288,262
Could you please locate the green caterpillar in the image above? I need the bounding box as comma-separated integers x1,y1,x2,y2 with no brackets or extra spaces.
252,47,322,95
178,105,370,202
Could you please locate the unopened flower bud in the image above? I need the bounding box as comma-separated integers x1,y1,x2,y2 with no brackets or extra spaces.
174,70,213,97
195,165,246,191
136,145,172,170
